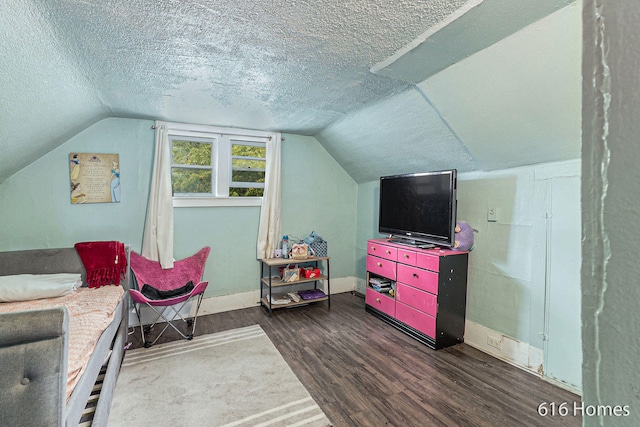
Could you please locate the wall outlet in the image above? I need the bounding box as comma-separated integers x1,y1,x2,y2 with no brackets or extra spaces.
487,334,503,350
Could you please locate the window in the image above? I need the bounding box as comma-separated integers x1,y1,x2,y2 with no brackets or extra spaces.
166,123,275,207
230,138,266,197
171,137,214,195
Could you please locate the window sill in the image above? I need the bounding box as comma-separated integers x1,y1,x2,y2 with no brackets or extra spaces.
173,197,262,208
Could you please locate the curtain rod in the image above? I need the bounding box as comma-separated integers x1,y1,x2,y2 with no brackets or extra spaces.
150,124,283,140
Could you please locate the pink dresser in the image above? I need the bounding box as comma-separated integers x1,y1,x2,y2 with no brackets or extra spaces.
365,238,468,350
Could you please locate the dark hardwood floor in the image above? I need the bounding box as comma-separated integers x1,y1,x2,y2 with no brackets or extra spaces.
128,293,581,426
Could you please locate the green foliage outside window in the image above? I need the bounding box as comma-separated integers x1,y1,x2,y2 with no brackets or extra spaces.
171,140,213,194
172,168,212,194
172,140,211,166
231,143,265,197
230,187,264,197
232,144,265,159
171,139,266,196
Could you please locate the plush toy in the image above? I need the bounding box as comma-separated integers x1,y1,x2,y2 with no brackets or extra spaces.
453,220,475,251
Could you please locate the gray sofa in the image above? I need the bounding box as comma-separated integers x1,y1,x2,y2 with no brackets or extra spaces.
0,247,130,427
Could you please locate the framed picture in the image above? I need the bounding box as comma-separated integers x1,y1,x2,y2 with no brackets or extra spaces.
70,153,120,204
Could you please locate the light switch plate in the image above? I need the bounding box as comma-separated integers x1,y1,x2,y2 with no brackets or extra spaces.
488,207,498,222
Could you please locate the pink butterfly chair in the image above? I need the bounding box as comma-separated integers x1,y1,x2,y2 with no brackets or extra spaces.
129,246,211,348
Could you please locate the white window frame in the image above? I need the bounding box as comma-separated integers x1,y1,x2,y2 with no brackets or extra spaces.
229,137,266,193
165,122,274,207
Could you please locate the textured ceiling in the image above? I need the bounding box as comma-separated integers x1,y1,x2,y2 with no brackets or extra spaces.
0,0,579,184
34,0,470,133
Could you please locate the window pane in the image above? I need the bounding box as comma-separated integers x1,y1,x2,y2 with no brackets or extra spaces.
172,140,211,166
232,170,265,184
172,168,212,194
232,158,265,170
232,144,265,158
230,187,264,197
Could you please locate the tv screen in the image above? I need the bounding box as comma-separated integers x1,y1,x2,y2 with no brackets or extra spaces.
379,170,457,248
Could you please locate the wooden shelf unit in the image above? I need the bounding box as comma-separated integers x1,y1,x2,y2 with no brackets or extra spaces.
259,295,330,309
260,274,329,288
259,256,331,316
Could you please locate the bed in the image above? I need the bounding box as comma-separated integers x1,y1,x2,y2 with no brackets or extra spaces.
0,245,130,427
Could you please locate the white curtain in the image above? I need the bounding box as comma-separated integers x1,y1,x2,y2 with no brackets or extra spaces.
141,122,175,268
256,133,282,259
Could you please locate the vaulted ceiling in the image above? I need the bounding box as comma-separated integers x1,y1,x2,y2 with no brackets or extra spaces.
0,0,580,184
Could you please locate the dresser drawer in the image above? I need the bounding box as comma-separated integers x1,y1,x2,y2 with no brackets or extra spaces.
417,253,440,272
397,248,417,266
366,255,397,281
396,283,437,317
396,302,436,338
397,264,438,295
365,288,395,317
367,241,397,262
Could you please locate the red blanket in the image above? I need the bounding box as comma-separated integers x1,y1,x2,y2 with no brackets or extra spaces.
74,241,127,288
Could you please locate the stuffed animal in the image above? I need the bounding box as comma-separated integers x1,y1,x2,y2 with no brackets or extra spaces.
453,220,475,251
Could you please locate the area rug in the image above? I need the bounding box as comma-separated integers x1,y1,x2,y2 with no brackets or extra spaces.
109,325,332,427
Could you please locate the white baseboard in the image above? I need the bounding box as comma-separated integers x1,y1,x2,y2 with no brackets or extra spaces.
464,320,544,375
542,374,582,396
327,276,357,294
464,320,582,395
199,290,261,316
198,276,358,316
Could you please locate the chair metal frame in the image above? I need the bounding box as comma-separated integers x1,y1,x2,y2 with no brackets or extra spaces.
128,247,210,348
132,292,205,347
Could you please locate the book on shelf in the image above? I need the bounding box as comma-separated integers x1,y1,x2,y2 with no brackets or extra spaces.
269,293,292,304
368,277,395,293
370,284,392,293
287,292,301,303
369,277,391,286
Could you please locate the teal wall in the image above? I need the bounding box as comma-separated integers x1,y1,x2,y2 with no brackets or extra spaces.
418,2,581,171
0,118,357,297
279,134,357,281
457,168,537,343
456,163,579,352
0,118,152,249
354,180,379,293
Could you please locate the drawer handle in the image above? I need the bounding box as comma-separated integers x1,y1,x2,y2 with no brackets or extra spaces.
377,262,382,267
404,254,409,258
376,298,381,303
371,246,376,251
413,273,418,278
386,250,391,254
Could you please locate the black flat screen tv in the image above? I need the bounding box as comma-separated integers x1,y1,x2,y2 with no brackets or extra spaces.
379,169,457,248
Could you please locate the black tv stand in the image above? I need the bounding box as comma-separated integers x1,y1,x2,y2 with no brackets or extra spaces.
387,236,435,249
